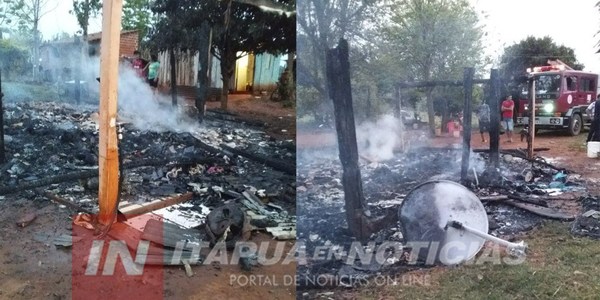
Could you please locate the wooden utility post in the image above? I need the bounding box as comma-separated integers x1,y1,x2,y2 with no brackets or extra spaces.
527,77,536,159
489,69,500,169
97,0,123,231
326,39,369,240
461,67,474,183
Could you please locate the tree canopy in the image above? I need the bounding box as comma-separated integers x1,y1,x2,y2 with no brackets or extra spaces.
383,0,485,134
122,0,153,41
71,0,101,36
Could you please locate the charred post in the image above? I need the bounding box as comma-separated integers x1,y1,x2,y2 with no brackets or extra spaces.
461,67,474,183
74,36,82,105
0,70,4,163
326,39,368,240
170,48,178,107
489,69,501,169
527,77,536,159
397,86,406,152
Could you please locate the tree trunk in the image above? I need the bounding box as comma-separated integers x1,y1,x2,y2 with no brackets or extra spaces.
196,25,212,123
170,48,177,107
33,21,39,82
441,96,449,133
426,87,436,135
219,48,236,111
220,70,229,111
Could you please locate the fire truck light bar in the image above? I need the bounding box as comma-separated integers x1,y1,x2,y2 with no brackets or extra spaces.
528,65,565,73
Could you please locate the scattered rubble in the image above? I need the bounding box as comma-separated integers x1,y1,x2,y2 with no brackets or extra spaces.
0,101,295,271
571,196,600,239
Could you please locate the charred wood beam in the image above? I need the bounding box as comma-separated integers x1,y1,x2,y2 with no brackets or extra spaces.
501,200,574,221
0,156,219,196
395,79,489,89
489,69,501,169
206,108,238,117
327,39,370,240
220,144,295,175
35,188,93,214
461,68,474,183
472,148,550,153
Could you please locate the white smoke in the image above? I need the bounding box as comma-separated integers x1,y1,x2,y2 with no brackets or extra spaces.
356,115,404,161
85,56,197,133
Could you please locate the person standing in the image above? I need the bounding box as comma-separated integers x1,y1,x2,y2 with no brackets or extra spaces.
501,95,515,143
587,95,600,142
130,50,148,79
144,54,160,94
477,101,491,143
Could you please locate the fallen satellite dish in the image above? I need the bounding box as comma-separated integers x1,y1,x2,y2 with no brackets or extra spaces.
399,180,526,265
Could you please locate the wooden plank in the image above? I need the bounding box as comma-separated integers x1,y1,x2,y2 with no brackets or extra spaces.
97,0,123,228
121,192,194,216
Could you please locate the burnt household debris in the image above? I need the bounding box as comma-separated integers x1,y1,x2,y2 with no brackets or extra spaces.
297,144,599,289
2,100,296,271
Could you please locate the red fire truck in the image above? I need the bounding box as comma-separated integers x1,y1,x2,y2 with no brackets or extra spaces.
515,62,597,136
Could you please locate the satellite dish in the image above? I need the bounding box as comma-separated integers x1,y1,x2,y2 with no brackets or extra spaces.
399,180,488,265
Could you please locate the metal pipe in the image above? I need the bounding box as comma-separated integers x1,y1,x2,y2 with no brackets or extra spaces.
447,220,527,256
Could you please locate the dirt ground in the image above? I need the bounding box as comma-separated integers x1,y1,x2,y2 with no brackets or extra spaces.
0,96,297,300
0,200,296,300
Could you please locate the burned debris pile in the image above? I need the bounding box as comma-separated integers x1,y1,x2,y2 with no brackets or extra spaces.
297,146,589,286
571,195,600,239
1,101,295,249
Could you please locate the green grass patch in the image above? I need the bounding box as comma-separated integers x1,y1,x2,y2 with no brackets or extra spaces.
357,222,600,299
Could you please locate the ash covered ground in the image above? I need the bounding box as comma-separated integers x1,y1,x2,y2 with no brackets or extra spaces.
0,101,296,222
297,144,589,286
